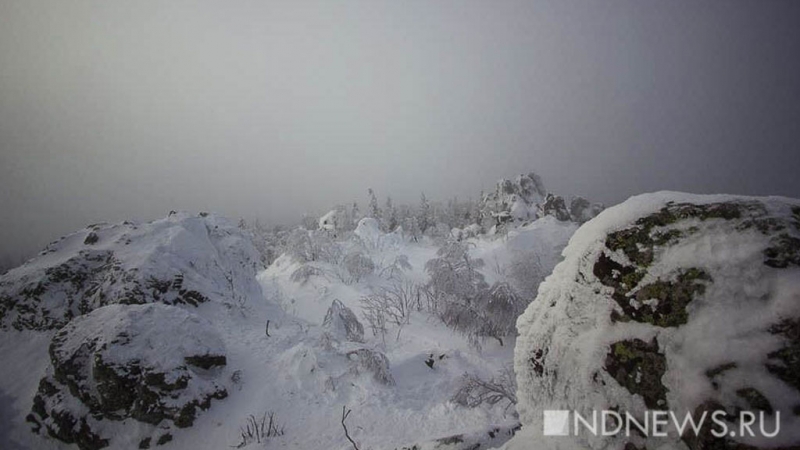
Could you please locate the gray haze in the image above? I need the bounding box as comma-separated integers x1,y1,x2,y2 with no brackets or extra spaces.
1,1,799,262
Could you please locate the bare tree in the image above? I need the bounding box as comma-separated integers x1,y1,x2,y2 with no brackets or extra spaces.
359,281,420,341
377,254,412,281
452,364,517,412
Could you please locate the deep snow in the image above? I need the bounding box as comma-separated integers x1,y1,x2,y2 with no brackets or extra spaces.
0,212,575,450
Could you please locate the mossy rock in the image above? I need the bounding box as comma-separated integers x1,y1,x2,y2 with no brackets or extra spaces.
513,194,800,450
766,319,800,392
605,339,668,410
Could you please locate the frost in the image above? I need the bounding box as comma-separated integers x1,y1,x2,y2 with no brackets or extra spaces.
507,192,800,450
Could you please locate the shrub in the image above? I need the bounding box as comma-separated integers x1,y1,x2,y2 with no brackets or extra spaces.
234,412,284,448
452,364,517,411
343,252,375,283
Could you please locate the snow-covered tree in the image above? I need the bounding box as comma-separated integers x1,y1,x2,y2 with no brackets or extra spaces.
404,215,422,242
385,196,398,232
418,192,431,234
342,252,375,283
367,188,381,221
350,202,361,227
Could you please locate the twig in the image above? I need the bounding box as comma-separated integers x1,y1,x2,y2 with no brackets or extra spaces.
341,405,359,450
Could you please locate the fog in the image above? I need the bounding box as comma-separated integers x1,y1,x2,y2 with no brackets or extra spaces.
1,0,799,263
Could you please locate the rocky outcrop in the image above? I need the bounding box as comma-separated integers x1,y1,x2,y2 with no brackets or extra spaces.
0,212,263,331
478,172,604,228
569,196,605,223
27,303,229,450
322,299,365,343
508,193,800,450
346,348,395,386
540,194,571,222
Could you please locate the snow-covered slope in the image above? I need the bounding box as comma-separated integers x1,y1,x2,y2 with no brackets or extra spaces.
504,192,800,450
0,208,576,450
0,212,263,331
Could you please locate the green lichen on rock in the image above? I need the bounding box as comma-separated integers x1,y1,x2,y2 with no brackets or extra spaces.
680,400,738,450
605,339,668,410
595,250,710,327
605,201,754,267
764,234,800,268
596,199,800,328
625,268,712,327
765,319,800,392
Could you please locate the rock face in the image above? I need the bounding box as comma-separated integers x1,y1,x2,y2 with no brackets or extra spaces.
569,195,605,223
0,212,263,331
540,194,571,222
319,300,394,385
481,173,548,224
510,193,800,450
27,303,228,450
346,348,395,386
322,299,365,343
479,172,604,229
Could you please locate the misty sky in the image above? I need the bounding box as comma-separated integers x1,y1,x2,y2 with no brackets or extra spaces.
1,1,799,262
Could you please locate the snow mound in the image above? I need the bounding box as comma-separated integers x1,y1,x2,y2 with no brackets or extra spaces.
28,303,228,450
0,211,263,331
505,192,800,449
355,217,402,249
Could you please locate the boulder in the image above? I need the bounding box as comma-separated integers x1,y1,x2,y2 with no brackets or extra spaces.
322,299,364,343
27,303,228,449
507,193,800,449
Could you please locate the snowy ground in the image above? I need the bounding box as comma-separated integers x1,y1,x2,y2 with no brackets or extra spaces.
0,216,574,450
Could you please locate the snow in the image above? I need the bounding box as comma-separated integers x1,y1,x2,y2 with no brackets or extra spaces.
0,211,264,331
50,303,225,374
504,192,800,450
0,207,578,450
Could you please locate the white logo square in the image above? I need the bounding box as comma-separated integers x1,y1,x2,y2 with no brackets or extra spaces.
543,410,571,436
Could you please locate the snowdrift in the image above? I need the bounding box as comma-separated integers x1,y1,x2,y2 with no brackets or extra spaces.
505,192,800,450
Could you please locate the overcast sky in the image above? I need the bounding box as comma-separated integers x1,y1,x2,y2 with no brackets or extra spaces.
1,0,799,261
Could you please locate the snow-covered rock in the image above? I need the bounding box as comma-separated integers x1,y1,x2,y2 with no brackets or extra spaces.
506,192,800,449
355,217,402,250
540,193,571,222
318,209,341,232
28,303,228,450
482,173,548,224
569,195,605,224
0,212,263,331
322,299,365,343
479,172,603,230
345,348,395,386
355,217,383,246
